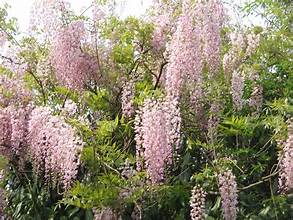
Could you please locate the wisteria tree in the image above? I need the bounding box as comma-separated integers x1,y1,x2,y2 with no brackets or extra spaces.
0,0,292,219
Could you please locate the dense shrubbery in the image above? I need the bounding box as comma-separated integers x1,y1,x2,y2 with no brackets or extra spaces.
0,0,292,219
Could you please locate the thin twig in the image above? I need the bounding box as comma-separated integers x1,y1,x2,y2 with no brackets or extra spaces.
240,171,279,191
27,67,47,104
154,61,168,90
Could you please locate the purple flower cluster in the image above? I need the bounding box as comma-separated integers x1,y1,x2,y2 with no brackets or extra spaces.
0,106,32,163
0,31,6,47
10,106,32,155
0,74,31,108
138,98,169,183
202,0,225,75
223,32,260,75
134,98,180,183
246,33,260,57
190,185,206,220
166,0,203,99
121,80,135,118
30,0,70,38
207,101,221,143
248,85,263,113
0,73,33,160
165,97,181,153
28,107,83,189
50,21,98,91
231,71,244,111
0,108,12,148
218,170,238,220
279,119,293,194
152,13,171,52
151,0,175,52
165,0,225,126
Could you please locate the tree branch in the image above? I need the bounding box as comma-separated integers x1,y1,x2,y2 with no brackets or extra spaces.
240,171,279,191
154,61,168,90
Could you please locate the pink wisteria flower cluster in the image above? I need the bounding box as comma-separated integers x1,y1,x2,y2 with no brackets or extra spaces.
223,32,260,75
151,0,175,52
0,31,6,47
121,79,135,118
218,170,238,220
0,104,83,189
231,70,245,111
279,119,293,194
166,0,224,93
164,0,224,138
28,107,83,189
30,0,70,37
0,105,31,159
134,98,180,183
190,185,206,220
0,74,32,159
50,21,98,91
0,74,31,107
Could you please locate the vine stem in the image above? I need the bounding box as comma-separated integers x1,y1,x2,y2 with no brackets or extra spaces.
239,170,279,191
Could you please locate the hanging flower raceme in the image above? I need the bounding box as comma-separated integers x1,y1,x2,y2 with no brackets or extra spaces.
190,77,207,133
30,0,70,38
0,74,32,108
134,98,180,183
207,100,221,142
0,74,32,159
218,170,238,220
152,13,171,52
28,107,83,189
223,32,260,75
231,70,244,111
150,0,176,52
0,108,12,148
165,0,225,126
279,119,293,194
0,31,7,47
223,32,245,75
50,21,98,91
165,97,181,153
165,0,203,99
248,85,263,113
134,109,144,172
121,80,135,118
10,106,32,155
190,185,206,220
138,99,169,183
0,105,32,159
202,0,225,75
246,33,260,57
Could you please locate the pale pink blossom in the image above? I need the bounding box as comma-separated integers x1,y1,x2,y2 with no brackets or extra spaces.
28,107,83,189
134,98,180,183
50,21,98,90
166,1,203,99
218,170,238,220
231,71,244,111
0,74,31,107
121,80,135,118
0,108,12,148
248,85,263,113
190,185,206,220
279,119,293,194
202,0,225,75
